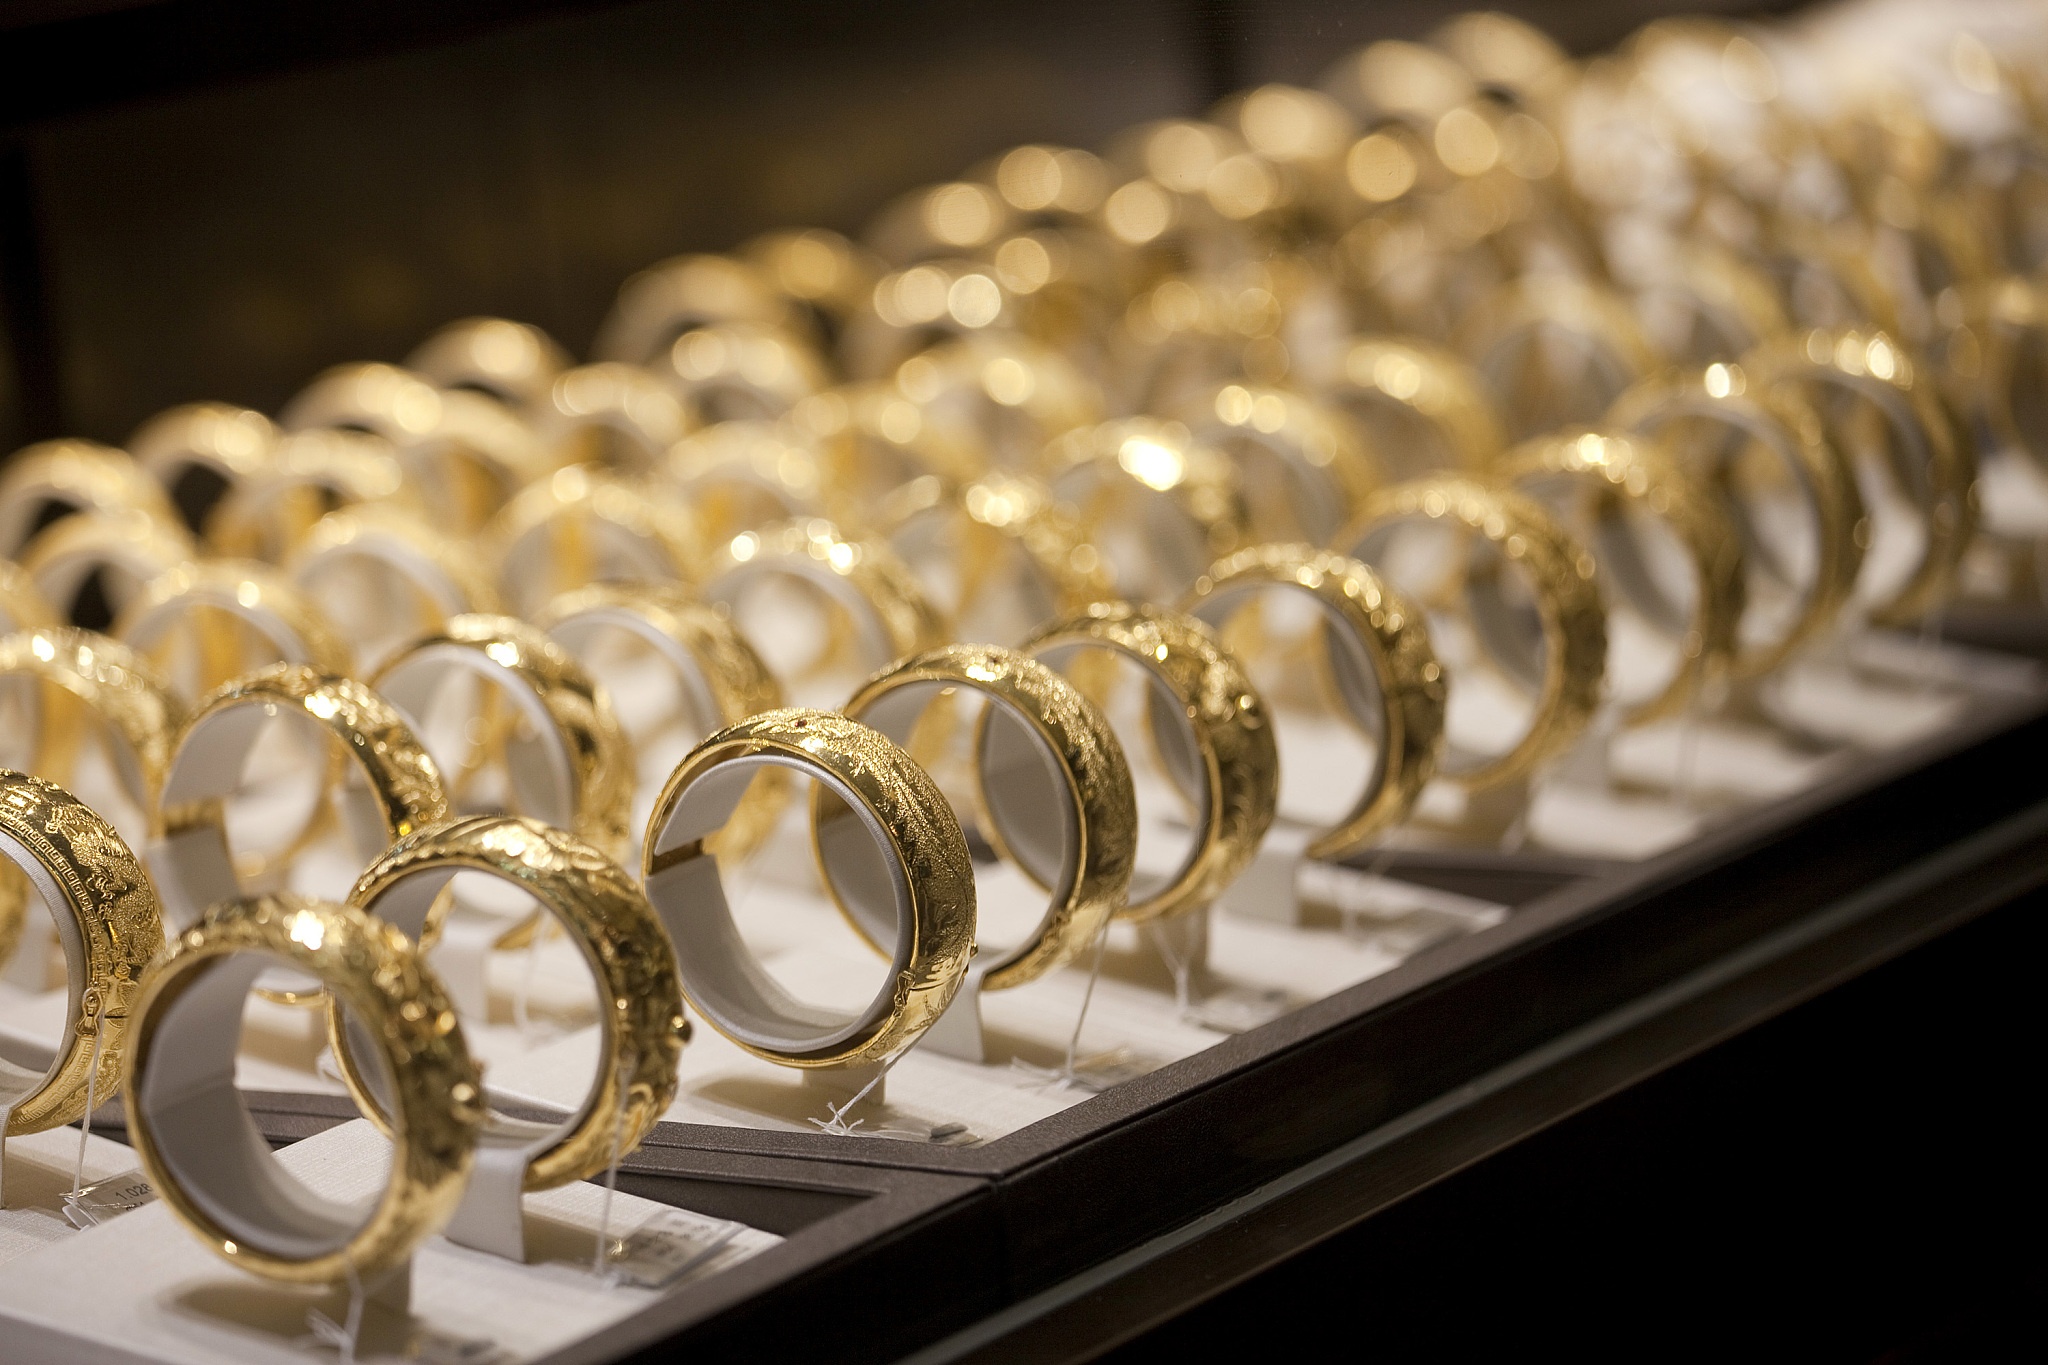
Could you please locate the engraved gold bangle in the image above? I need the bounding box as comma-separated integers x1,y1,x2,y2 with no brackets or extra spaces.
877,469,1109,647
152,664,448,933
336,815,684,1190
1022,601,1278,922
0,557,55,634
407,316,571,411
1328,336,1509,477
837,643,1135,990
0,440,181,560
1184,545,1445,856
666,420,837,542
0,771,164,1133
1741,327,1976,627
538,580,785,861
0,627,181,810
125,893,480,1286
643,708,975,1068
1498,428,1744,724
1340,475,1607,789
487,465,704,618
1461,274,1661,441
1040,418,1251,604
204,429,413,562
1607,365,1864,677
539,363,693,475
286,503,500,667
128,403,278,535
113,559,351,699
16,511,197,627
1177,382,1380,545
373,615,631,860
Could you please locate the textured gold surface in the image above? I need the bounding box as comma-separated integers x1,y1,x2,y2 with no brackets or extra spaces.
645,707,976,1068
342,815,685,1190
1341,476,1609,790
840,643,1135,990
1023,601,1279,923
1,771,165,1132
1499,428,1744,724
126,893,480,1284
0,627,182,806
1185,545,1446,857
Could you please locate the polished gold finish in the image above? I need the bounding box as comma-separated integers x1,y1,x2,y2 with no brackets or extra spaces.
666,420,836,542
113,558,351,696
286,503,500,661
487,464,703,617
372,614,632,860
838,643,1136,990
0,441,181,560
125,893,480,1284
16,511,197,625
538,362,693,474
0,771,164,1132
204,428,413,563
1184,545,1445,856
0,628,182,808
128,404,278,532
1499,428,1744,723
644,707,976,1068
1341,475,1608,789
339,815,685,1189
1022,601,1278,923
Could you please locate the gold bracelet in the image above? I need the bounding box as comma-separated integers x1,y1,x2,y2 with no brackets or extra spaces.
125,893,480,1285
153,665,448,932
655,320,828,423
666,420,837,543
1460,274,1660,440
1176,382,1379,545
887,333,1104,469
594,253,792,368
407,316,570,410
128,403,278,535
1184,545,1445,856
838,643,1135,989
486,465,704,618
0,627,182,811
741,228,882,340
538,580,786,860
1498,428,1744,723
876,468,1109,646
538,363,693,475
1340,475,1607,789
1022,601,1278,922
0,771,164,1132
1040,418,1251,604
1328,336,1508,476
0,440,181,561
1742,327,1976,627
643,708,975,1067
805,380,991,516
15,511,197,627
286,503,500,667
204,428,413,563
112,559,351,700
1607,364,1864,676
337,815,684,1190
0,557,55,635
373,615,631,860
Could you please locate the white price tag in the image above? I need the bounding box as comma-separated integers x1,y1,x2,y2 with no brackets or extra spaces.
61,1171,156,1229
601,1209,748,1289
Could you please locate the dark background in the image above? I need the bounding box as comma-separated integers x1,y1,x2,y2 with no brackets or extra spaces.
1,0,1780,453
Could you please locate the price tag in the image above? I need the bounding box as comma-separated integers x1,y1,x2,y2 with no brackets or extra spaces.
601,1209,748,1289
61,1171,157,1229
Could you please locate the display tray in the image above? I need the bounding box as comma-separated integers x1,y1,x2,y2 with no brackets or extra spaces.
18,645,2045,1364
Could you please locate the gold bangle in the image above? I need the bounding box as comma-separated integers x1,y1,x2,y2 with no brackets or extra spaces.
486,465,704,619
838,643,1136,990
889,333,1103,468
16,511,197,627
204,428,412,562
407,316,571,411
643,707,975,1068
0,627,182,811
741,228,882,338
286,503,500,667
1498,428,1744,723
594,253,792,368
539,363,693,475
1183,545,1445,856
537,580,786,861
655,321,829,423
337,815,685,1190
373,614,631,860
0,440,181,560
153,664,448,931
844,260,1021,379
112,559,351,699
803,380,990,515
127,403,278,535
1328,336,1508,476
0,771,164,1132
704,519,948,700
1607,363,1864,676
1040,418,1251,603
1177,382,1380,544
1741,327,1976,627
877,469,1109,646
666,420,837,542
1340,475,1607,789
0,557,55,634
125,893,480,1285
1460,274,1660,440
1021,601,1278,922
